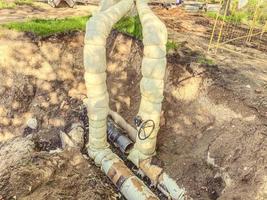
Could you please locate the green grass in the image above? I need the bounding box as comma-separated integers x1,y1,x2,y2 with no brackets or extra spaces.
0,0,33,9
0,0,15,9
196,55,214,65
166,40,180,52
14,0,33,5
2,16,142,38
2,15,181,53
2,16,89,37
114,15,142,39
206,11,248,23
206,0,267,26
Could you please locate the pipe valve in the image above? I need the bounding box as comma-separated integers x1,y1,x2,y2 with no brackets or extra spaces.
134,116,155,140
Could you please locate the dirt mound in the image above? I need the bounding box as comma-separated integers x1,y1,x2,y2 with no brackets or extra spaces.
0,136,117,200
0,28,266,200
106,31,267,200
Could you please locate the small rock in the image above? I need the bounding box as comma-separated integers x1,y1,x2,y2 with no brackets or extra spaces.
207,151,218,167
246,85,251,89
26,117,38,129
214,172,221,178
60,123,84,150
69,123,84,148
255,89,262,94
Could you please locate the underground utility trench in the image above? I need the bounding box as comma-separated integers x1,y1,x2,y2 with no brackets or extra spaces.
1,0,185,199
80,0,185,199
1,2,267,200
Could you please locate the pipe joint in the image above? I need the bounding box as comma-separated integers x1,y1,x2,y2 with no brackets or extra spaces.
87,146,159,200
127,147,155,167
107,118,133,154
140,158,185,200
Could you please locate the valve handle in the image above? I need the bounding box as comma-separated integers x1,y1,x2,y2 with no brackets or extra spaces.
134,116,155,140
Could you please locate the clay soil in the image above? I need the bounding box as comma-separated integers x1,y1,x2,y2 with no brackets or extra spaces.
0,7,267,200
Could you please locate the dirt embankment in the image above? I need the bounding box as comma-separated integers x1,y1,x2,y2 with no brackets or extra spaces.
0,30,119,200
0,137,117,200
0,10,267,200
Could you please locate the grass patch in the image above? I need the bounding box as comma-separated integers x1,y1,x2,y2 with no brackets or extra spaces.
206,0,267,26
114,16,142,39
2,15,181,53
0,0,33,9
206,11,247,23
115,17,181,52
14,0,33,5
0,0,15,9
166,40,180,52
2,16,89,37
196,55,214,65
2,15,142,38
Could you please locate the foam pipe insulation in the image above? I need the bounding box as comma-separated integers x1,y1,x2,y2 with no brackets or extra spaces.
140,158,185,200
94,148,159,200
60,125,158,200
99,0,120,11
84,0,158,199
107,113,185,200
84,0,134,154
108,109,137,142
105,1,185,198
128,0,168,166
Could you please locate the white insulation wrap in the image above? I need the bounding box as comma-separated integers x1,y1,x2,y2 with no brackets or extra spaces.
121,176,159,200
84,0,133,153
129,0,168,163
159,173,185,200
83,1,184,199
101,151,159,200
99,0,118,11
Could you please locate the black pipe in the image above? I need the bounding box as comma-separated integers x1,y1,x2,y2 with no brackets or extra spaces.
107,117,134,154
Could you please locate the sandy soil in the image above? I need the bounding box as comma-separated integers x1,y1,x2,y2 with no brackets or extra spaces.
0,7,267,200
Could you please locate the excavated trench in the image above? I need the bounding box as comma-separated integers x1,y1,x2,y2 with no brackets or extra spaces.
0,29,267,200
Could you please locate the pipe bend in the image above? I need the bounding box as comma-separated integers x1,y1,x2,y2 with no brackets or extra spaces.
99,0,120,12
127,0,167,161
85,0,134,45
136,0,167,46
84,0,133,144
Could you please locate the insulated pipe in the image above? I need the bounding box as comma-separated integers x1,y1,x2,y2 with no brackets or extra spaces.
140,159,185,200
107,117,133,154
84,1,159,199
60,124,159,200
108,109,137,142
84,0,134,154
128,0,168,166
94,148,159,200
103,2,185,195
99,0,119,11
107,116,185,200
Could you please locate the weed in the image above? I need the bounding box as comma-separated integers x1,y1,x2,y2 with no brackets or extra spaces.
166,40,180,52
197,55,214,65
